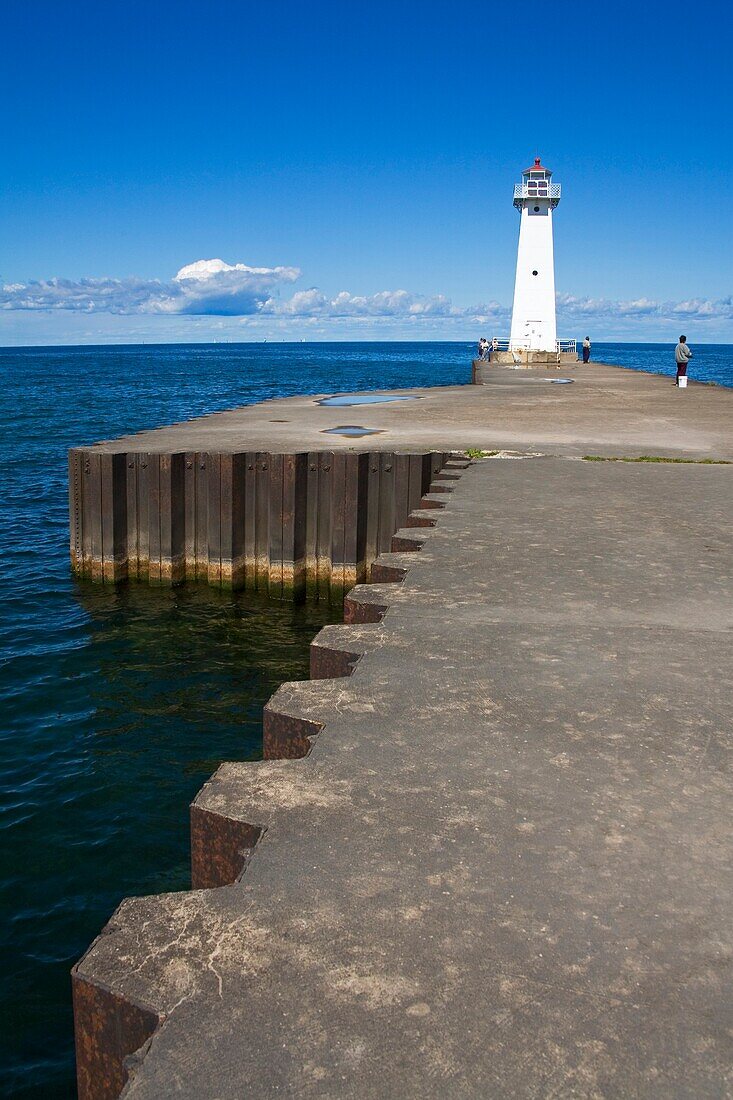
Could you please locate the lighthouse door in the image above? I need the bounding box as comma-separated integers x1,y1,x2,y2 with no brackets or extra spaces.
526,321,543,350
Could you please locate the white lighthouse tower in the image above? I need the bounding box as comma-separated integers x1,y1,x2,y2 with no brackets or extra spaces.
509,157,561,355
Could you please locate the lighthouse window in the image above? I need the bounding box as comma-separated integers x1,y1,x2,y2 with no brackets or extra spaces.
534,206,540,212
532,270,538,276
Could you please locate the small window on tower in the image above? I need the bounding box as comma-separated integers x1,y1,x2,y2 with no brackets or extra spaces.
532,270,538,276
534,206,540,212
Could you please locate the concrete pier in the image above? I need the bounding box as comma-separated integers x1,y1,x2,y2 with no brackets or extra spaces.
70,362,733,1097
69,362,732,598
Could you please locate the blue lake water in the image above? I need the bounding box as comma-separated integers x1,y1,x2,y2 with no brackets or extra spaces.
0,341,730,1096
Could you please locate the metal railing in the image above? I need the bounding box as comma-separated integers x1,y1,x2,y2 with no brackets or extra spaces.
513,183,561,200
513,183,561,209
483,338,577,355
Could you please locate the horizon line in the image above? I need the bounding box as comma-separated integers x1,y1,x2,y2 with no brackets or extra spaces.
2,338,732,351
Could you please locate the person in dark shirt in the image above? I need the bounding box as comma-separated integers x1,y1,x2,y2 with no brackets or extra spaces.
674,336,693,385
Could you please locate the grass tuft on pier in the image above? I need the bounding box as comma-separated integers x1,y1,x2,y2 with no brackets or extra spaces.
583,455,731,464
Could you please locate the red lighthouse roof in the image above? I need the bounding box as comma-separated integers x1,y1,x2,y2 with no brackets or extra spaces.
523,157,552,175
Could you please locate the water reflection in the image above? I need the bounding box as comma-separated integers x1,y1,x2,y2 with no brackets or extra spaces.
317,394,417,406
321,425,385,437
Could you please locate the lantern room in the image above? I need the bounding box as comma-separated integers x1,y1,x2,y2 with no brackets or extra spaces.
513,158,561,209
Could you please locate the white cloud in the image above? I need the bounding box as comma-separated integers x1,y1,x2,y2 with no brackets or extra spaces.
174,259,300,315
0,259,300,317
1,259,730,335
261,287,508,322
0,276,177,314
556,292,733,322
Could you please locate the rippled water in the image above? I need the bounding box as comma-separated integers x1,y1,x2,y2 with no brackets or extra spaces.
0,341,730,1097
590,341,732,387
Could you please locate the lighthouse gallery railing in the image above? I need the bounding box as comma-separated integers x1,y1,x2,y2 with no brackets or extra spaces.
513,183,562,201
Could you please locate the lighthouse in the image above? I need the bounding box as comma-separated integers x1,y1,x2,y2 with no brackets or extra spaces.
509,157,560,352
472,159,575,379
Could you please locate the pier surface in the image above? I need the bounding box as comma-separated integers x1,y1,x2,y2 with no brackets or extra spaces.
69,362,733,598
75,449,733,1096
89,361,732,459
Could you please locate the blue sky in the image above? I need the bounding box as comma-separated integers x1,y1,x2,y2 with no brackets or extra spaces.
1,0,731,344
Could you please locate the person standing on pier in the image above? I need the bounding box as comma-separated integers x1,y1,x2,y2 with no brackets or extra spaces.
675,335,693,385
582,336,591,363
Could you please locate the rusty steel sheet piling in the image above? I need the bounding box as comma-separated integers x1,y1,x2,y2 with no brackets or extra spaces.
69,447,451,601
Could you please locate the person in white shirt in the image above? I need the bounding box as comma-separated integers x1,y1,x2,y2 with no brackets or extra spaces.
582,336,591,363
